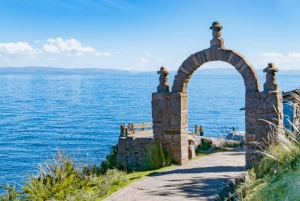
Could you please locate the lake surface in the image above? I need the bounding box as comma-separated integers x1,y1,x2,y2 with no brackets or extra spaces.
0,71,299,186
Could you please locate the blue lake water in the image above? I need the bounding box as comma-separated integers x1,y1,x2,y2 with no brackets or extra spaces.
0,71,299,186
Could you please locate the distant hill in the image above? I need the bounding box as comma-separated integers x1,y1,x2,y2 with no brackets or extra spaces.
0,67,128,75
194,68,300,76
0,67,300,75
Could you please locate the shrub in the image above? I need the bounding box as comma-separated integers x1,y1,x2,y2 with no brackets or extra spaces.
0,150,128,201
0,184,20,201
197,138,213,151
146,142,172,170
82,145,121,176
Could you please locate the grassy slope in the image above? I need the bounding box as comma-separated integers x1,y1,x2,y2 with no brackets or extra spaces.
242,167,300,201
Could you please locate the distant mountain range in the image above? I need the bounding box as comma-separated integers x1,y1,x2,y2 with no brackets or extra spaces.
0,67,129,75
0,67,300,75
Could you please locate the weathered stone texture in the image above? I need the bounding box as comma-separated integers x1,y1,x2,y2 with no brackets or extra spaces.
117,136,154,171
244,90,283,168
152,92,188,165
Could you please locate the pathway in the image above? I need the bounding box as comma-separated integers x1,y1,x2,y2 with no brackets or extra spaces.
104,147,246,201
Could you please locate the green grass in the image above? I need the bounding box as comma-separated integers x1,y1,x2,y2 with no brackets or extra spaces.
229,126,300,200
145,142,172,170
98,165,176,200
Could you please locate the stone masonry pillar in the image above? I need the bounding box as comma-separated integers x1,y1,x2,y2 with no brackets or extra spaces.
152,67,188,165
245,63,283,168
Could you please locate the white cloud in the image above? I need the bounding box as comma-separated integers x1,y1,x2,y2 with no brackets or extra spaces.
42,38,96,55
139,58,148,63
35,40,40,43
96,52,111,56
258,52,283,58
257,52,300,70
0,42,39,60
146,53,150,56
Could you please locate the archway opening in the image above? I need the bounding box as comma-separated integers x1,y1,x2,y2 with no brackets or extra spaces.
187,61,245,137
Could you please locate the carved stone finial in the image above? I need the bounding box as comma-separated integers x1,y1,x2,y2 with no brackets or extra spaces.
157,66,170,93
210,21,225,49
263,63,278,92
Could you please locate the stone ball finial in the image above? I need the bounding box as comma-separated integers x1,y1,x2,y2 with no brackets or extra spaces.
263,63,279,92
210,21,223,31
210,21,225,49
263,63,278,73
157,66,170,93
157,66,170,75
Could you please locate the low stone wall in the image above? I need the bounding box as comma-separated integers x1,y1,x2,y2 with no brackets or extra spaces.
117,136,154,171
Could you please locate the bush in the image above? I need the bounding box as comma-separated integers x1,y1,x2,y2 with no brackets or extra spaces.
197,138,213,151
145,142,172,170
82,145,122,176
0,150,128,201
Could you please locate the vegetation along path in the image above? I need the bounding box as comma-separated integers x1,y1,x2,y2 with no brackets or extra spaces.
105,147,246,201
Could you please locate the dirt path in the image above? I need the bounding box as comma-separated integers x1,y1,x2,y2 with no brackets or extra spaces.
104,147,246,201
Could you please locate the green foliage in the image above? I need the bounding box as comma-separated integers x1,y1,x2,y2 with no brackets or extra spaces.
146,142,172,170
82,145,121,176
0,184,20,201
0,150,128,201
197,138,213,151
231,109,300,201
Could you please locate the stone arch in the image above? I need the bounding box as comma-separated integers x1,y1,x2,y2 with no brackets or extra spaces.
172,48,260,93
152,21,283,168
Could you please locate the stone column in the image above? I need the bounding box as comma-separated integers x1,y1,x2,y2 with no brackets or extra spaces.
152,67,188,165
245,63,283,168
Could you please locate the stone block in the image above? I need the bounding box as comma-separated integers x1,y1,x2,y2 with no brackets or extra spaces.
229,53,244,67
237,63,248,74
259,92,268,99
246,92,259,99
163,134,173,143
177,70,189,80
204,49,212,61
241,67,255,79
162,116,170,125
170,141,181,149
246,115,257,125
190,53,200,67
118,138,126,153
195,50,207,65
126,137,135,149
246,83,259,92
217,49,227,61
158,99,168,109
170,114,181,126
179,65,190,74
152,93,166,100
235,58,246,70
173,134,181,142
226,51,235,63
171,83,183,93
244,74,259,86
188,145,196,159
136,138,153,145
245,133,256,142
182,56,196,72
117,154,127,167
210,48,219,61
167,126,181,133
152,108,162,123
127,156,137,166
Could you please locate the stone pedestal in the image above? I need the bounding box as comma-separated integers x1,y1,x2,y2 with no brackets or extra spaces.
152,92,188,165
245,91,283,167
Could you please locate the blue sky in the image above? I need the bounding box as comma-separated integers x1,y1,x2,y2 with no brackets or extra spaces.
1,0,300,71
